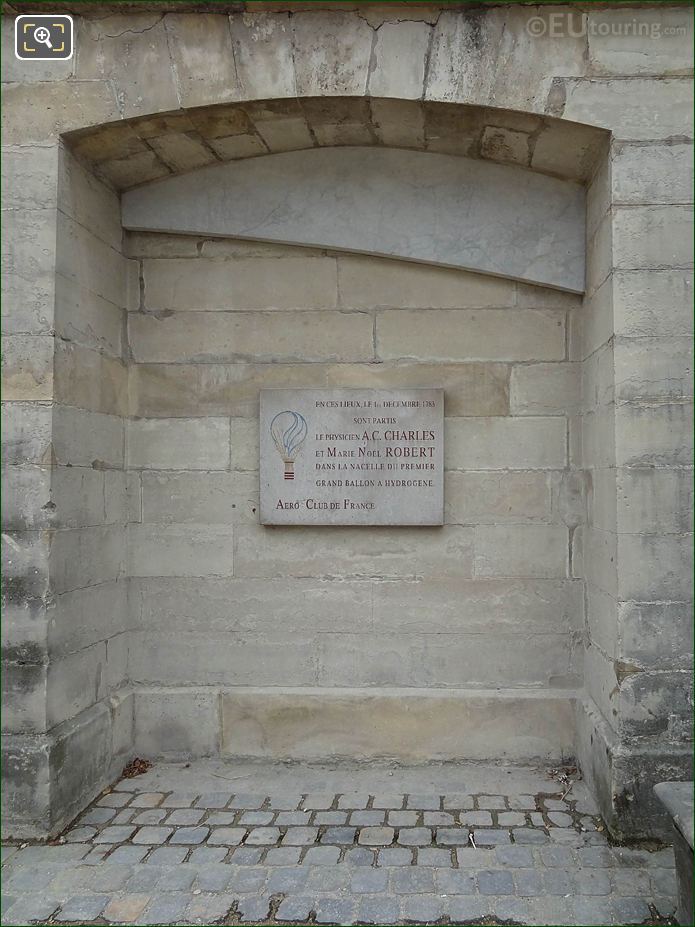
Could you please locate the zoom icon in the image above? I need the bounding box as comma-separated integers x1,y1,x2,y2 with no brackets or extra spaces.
15,14,73,60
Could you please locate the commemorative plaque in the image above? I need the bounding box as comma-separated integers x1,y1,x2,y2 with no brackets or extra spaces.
260,388,444,526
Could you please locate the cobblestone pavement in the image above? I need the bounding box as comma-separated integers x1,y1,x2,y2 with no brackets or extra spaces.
1,762,677,925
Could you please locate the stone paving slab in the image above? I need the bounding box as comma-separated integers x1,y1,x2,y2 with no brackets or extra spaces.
0,761,677,926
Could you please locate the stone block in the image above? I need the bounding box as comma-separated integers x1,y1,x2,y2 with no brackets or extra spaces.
221,688,576,761
416,632,579,688
229,416,257,470
229,13,296,101
1,335,54,401
588,8,694,77
96,150,171,188
314,634,429,688
143,256,338,311
2,403,52,467
617,468,693,535
473,525,569,578
583,527,618,599
1,465,52,532
337,254,516,309
368,22,431,99
133,688,219,758
54,274,124,357
130,632,317,687
612,143,694,206
127,418,229,470
75,15,178,118
58,147,122,252
53,406,124,469
127,524,234,578
2,206,57,335
50,699,124,838
56,213,126,309
425,8,585,112
46,643,108,728
1,733,51,838
233,523,474,579
51,467,126,530
50,525,125,594
254,117,314,153
582,407,616,471
148,133,216,173
481,126,530,167
1,81,120,146
54,341,128,416
372,577,581,634
510,363,580,415
618,601,694,670
292,12,372,96
133,576,373,634
50,581,127,657
616,403,693,467
130,361,509,419
614,337,693,403
141,470,259,524
613,206,694,270
1,144,59,211
128,309,374,363
561,77,693,141
370,98,425,149
445,471,552,524
613,269,693,338
208,134,267,160
2,660,47,734
377,309,565,362
618,533,693,602
531,121,607,183
445,417,567,469
164,14,241,109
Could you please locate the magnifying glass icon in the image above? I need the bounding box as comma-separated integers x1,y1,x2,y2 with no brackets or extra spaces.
34,26,53,49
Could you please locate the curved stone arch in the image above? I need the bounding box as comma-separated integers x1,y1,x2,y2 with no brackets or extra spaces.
63,97,607,192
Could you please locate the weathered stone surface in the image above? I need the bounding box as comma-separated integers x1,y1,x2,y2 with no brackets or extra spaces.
143,256,338,311
127,418,230,470
165,14,241,109
368,21,431,100
445,417,567,470
128,310,374,363
588,8,694,77
445,471,551,524
473,526,568,578
130,362,509,419
133,688,219,758
1,335,54,401
561,77,694,140
337,254,516,309
233,523,473,579
221,688,576,761
53,407,124,469
377,310,565,362
75,15,179,118
128,525,234,578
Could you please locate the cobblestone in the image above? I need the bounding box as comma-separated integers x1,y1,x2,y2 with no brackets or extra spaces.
0,767,678,927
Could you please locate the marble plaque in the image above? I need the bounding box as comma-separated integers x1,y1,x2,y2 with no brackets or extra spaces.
260,389,444,526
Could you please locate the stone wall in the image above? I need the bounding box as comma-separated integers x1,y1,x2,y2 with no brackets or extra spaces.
1,1,692,839
125,232,584,757
2,145,135,836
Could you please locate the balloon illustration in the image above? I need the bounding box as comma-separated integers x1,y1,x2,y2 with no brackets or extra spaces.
270,410,308,480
